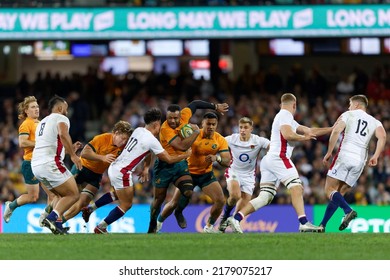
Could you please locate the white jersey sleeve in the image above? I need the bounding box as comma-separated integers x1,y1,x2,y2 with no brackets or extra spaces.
31,113,70,167
111,127,164,172
338,109,383,160
268,109,299,159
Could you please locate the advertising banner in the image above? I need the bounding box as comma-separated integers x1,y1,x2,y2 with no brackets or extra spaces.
160,205,313,233
0,204,311,233
1,204,150,234
0,5,390,39
313,205,390,233
2,204,389,233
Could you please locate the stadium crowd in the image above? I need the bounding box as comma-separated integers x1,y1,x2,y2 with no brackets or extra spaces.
1,61,389,208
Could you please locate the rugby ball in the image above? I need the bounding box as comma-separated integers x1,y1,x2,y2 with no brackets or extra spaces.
180,124,194,138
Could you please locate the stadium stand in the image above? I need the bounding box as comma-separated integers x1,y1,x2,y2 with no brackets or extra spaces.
1,61,389,206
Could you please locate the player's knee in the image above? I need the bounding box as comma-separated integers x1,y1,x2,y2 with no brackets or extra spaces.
251,185,276,210
47,192,56,201
121,201,133,211
81,188,95,201
28,193,39,203
214,196,225,209
177,180,194,197
70,192,80,203
167,200,179,210
182,189,193,198
284,177,303,190
229,192,240,204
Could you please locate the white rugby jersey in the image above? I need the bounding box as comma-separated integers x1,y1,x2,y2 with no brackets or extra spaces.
337,109,382,160
268,109,300,159
31,113,70,167
110,127,164,173
226,133,270,172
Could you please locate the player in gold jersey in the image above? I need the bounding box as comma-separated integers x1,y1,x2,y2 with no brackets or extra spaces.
147,101,228,233
60,121,133,224
157,112,231,233
3,96,57,224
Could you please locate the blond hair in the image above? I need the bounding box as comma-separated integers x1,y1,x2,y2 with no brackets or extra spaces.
17,96,37,120
281,93,296,104
239,117,253,126
350,95,368,108
113,120,133,137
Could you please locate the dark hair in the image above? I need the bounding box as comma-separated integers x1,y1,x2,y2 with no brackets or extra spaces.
144,107,162,125
167,104,181,113
48,95,66,113
203,112,218,120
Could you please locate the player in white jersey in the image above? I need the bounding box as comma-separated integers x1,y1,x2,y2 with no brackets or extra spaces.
93,108,191,234
31,96,82,235
319,95,386,231
218,117,270,233
228,93,333,233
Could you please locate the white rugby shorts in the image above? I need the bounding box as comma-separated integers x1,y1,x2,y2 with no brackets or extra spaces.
108,165,134,190
327,153,365,187
225,168,256,195
260,154,299,189
32,162,73,189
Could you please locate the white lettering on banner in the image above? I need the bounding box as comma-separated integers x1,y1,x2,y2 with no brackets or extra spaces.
350,218,390,233
327,9,376,27
127,12,176,30
27,208,49,233
20,13,49,30
94,11,114,31
249,11,291,28
178,12,216,29
0,13,18,30
50,13,93,30
378,9,390,26
293,9,313,28
217,11,247,28
25,208,136,233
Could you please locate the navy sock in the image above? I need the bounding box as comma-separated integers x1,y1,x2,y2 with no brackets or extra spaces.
233,212,244,222
55,220,64,229
298,215,308,225
176,194,190,213
104,206,125,226
331,191,352,214
222,203,235,219
95,192,115,208
47,211,59,221
320,200,338,227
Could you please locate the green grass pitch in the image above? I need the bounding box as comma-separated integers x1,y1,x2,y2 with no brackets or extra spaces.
0,233,389,260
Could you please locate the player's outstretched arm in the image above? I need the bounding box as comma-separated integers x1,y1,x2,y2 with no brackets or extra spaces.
156,148,192,164
282,125,316,142
310,126,333,137
187,100,229,115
